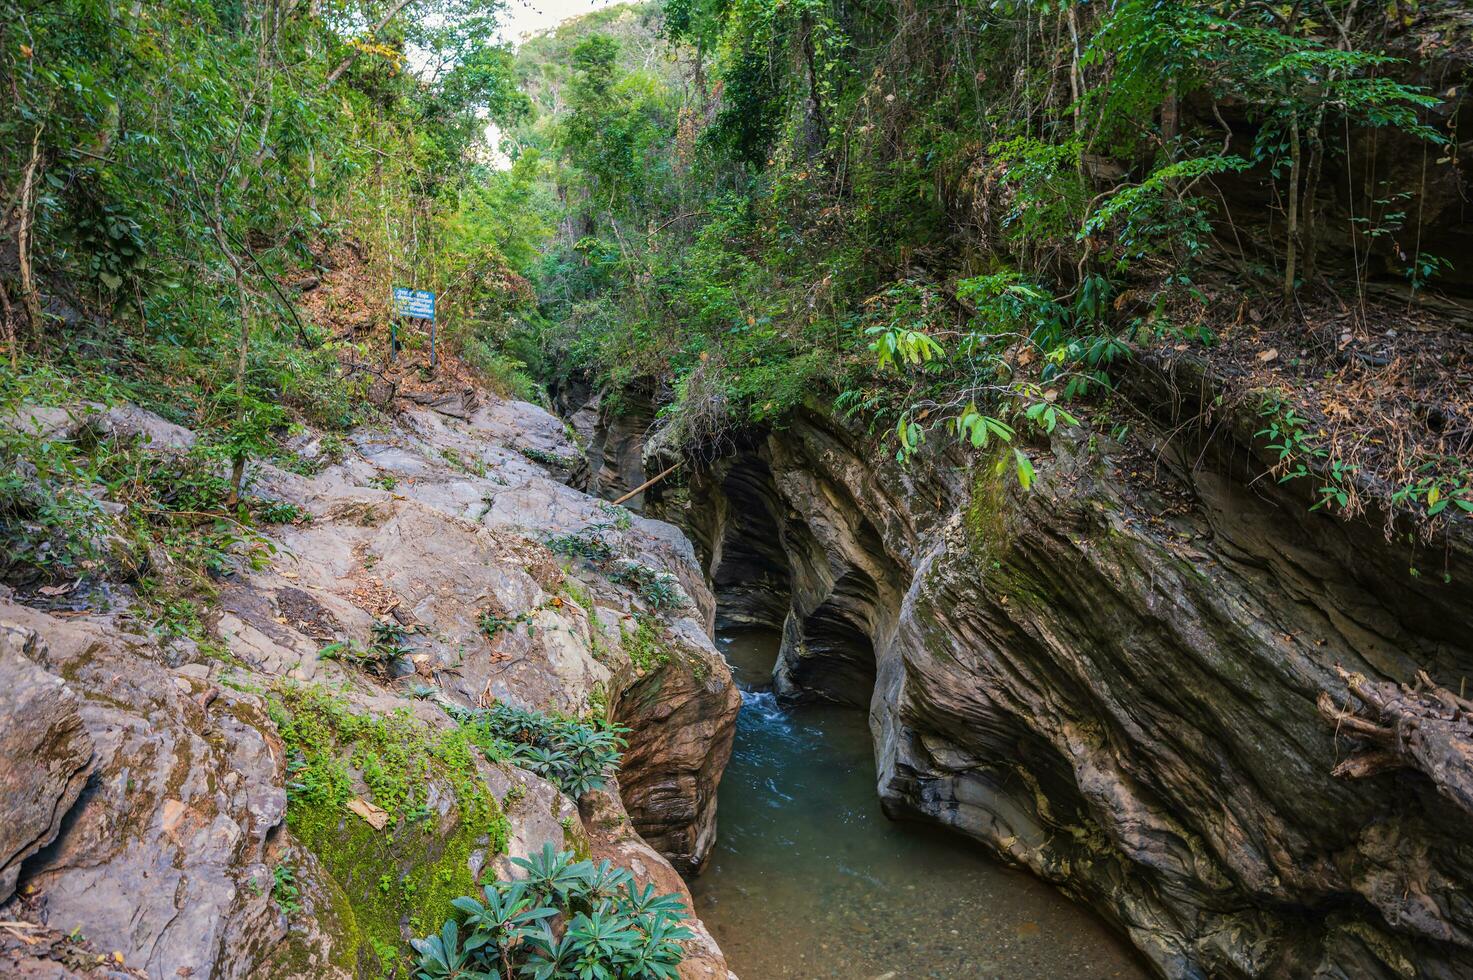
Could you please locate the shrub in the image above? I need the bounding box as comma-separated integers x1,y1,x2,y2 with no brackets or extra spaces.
318,619,412,678
462,337,542,403
412,844,692,980
455,702,628,799
608,560,686,612
519,445,579,469
546,526,617,562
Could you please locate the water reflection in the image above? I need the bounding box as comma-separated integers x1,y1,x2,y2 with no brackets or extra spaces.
688,629,1146,979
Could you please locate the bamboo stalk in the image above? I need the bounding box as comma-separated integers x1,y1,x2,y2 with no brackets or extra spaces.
612,461,681,506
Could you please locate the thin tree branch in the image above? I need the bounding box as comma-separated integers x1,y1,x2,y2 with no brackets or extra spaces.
324,0,418,87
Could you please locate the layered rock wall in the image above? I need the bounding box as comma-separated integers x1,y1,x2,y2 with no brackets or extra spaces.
580,355,1473,978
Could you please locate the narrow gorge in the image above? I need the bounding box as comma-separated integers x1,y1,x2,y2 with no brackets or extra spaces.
561,349,1473,979
2,0,1472,976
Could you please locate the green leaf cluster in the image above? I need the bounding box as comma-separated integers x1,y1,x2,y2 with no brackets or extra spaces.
413,844,692,980
453,701,629,799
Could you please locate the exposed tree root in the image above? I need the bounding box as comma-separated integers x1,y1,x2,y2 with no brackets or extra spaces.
1319,666,1473,817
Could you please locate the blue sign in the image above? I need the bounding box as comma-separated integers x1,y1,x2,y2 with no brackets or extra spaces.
392,287,435,320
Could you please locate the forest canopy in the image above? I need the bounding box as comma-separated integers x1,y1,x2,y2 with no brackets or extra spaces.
495,0,1467,514
2,0,1469,539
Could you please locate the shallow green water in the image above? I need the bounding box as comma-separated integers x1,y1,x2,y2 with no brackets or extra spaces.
688,629,1147,980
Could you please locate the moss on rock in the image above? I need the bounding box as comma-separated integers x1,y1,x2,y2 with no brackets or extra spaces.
266,682,514,975
962,448,1016,563
289,801,487,975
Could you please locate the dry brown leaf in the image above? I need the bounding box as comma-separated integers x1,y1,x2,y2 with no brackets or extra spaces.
347,797,390,830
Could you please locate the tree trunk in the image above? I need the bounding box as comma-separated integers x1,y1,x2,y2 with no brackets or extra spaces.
1302,119,1324,289
226,272,251,507
228,455,247,507
0,278,17,368
1066,4,1084,141
1284,112,1301,303
1161,76,1179,158
17,127,45,338
799,14,828,162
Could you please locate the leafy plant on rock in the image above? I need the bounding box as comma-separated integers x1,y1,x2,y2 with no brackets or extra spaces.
412,844,692,980
271,863,302,918
454,701,628,799
318,619,413,678
480,608,534,639
608,561,686,612
546,525,617,563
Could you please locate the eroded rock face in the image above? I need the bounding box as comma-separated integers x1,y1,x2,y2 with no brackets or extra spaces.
249,399,735,876
601,358,1473,978
0,395,738,978
613,617,740,873
0,626,93,904
0,602,287,980
551,382,658,505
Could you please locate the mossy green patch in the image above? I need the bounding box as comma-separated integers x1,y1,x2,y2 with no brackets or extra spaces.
267,682,513,975
560,815,593,861
963,448,1016,563
986,561,1050,608
562,575,596,613
289,800,487,976
620,614,669,673
584,682,610,721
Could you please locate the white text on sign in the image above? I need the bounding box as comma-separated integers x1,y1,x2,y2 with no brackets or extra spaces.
392,287,436,320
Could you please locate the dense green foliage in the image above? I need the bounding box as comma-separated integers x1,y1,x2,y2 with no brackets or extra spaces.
5,0,1462,625
492,0,1454,484
0,0,546,636
413,844,693,979
1,0,529,403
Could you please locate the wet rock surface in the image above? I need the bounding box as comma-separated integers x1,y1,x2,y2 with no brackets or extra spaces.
0,395,738,978
568,359,1473,978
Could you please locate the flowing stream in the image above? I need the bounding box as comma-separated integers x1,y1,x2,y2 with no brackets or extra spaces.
688,628,1147,979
